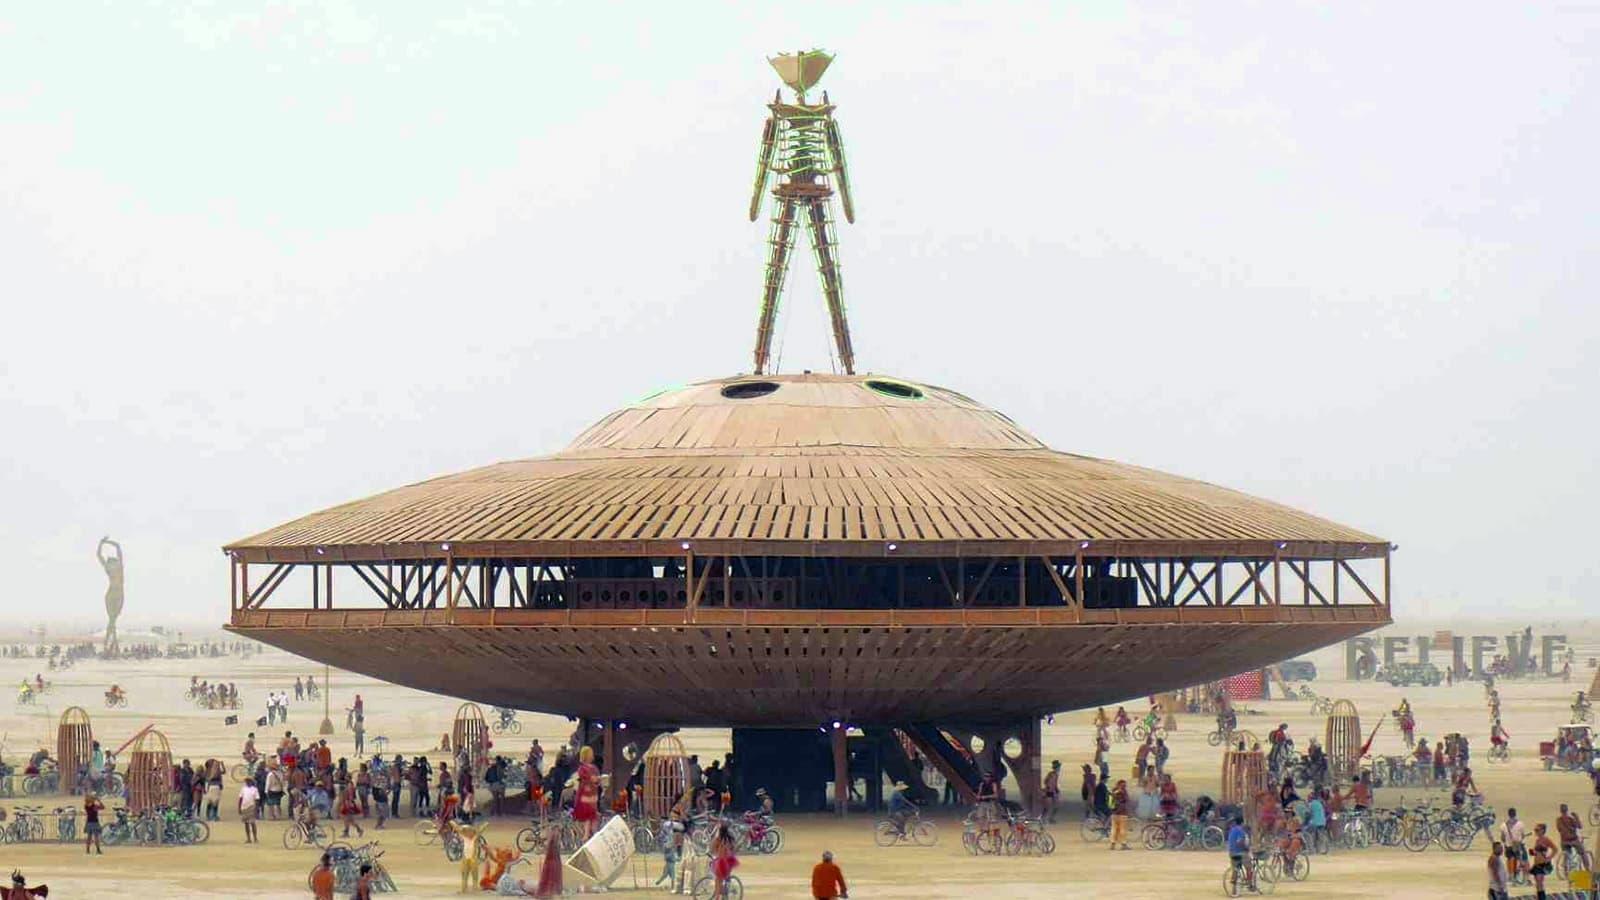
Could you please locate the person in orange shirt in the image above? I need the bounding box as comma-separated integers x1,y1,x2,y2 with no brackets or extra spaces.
310,852,336,900
810,849,848,900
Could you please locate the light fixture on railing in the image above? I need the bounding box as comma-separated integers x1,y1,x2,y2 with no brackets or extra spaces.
1080,541,1091,550
618,721,627,730
887,543,897,552
681,541,692,551
441,543,451,551
1276,542,1288,551
315,547,326,556
831,720,842,729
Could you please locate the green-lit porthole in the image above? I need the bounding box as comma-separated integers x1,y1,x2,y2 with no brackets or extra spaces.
864,378,924,400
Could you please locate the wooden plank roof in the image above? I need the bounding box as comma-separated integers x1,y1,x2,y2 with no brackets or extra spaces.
228,373,1384,555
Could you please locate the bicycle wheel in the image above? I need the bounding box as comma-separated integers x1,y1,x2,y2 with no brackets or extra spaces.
1289,855,1309,881
414,820,439,846
310,823,331,848
912,820,938,847
692,876,714,899
514,826,539,853
1208,731,1223,747
961,829,978,854
1036,831,1056,855
1133,725,1150,742
1255,866,1277,894
283,826,305,850
1202,825,1225,851
510,721,523,735
976,828,1002,855
763,825,783,853
634,824,657,854
1079,817,1106,843
189,819,211,844
1223,866,1242,897
1141,823,1167,850
230,764,250,783
873,821,899,847
1441,822,1473,852
444,833,464,862
1402,823,1431,852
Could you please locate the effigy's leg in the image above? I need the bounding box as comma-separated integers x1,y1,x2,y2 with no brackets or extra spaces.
803,199,854,375
753,198,799,374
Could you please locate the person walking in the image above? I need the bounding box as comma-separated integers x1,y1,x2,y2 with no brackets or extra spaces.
390,754,405,819
295,677,304,702
810,849,849,899
83,792,105,855
266,763,285,820
338,782,365,838
238,777,260,844
1530,822,1556,899
1109,779,1131,850
370,760,389,830
310,852,335,900
354,863,376,900
356,763,372,817
1042,760,1061,823
1487,841,1510,900
353,714,365,756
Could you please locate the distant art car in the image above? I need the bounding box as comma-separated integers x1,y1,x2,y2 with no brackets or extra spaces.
1384,662,1443,687
1278,660,1318,682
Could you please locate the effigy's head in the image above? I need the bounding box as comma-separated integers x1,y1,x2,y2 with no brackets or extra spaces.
768,49,833,95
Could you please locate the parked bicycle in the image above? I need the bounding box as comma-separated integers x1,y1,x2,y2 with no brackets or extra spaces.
309,841,397,894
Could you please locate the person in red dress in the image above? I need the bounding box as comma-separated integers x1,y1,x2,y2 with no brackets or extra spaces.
572,746,601,839
710,820,740,898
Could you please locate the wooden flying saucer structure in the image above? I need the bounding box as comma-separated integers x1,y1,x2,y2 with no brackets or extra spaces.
223,52,1390,791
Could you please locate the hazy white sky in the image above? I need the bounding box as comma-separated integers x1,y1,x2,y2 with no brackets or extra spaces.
1,2,1596,624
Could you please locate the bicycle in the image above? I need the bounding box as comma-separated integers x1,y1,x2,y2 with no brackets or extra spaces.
1133,721,1167,742
1079,812,1111,843
874,811,937,847
1002,814,1056,855
691,873,743,900
1207,725,1236,747
1557,844,1592,884
1264,845,1309,882
21,767,60,795
283,816,333,850
309,841,398,894
490,709,522,735
53,805,78,842
1224,851,1277,896
104,693,129,708
1,806,47,843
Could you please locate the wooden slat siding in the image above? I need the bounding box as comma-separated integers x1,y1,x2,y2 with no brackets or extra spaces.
229,374,1387,567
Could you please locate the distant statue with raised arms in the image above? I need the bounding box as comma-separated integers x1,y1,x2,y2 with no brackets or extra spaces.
97,536,124,654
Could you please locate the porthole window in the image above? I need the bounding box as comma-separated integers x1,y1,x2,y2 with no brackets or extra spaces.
864,379,924,400
721,381,781,399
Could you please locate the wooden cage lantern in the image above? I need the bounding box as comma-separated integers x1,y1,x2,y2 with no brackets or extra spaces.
57,706,94,793
641,733,690,819
451,702,489,767
1221,740,1268,826
1324,699,1362,784
127,728,173,814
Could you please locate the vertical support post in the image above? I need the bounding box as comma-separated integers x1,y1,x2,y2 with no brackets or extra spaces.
230,557,238,613
326,564,334,610
446,550,457,624
1014,717,1043,814
312,563,320,610
1214,560,1223,608
1018,556,1026,607
832,723,848,817
1272,550,1281,606
1383,547,1391,608
241,562,249,611
1304,560,1311,605
1074,551,1085,618
957,555,964,606
723,556,731,608
603,720,617,808
1332,556,1341,606
685,551,697,619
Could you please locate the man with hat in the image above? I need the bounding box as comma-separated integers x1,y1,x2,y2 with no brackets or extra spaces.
886,781,916,835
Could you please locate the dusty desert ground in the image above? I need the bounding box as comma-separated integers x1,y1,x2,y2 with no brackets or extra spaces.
2,621,1597,898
